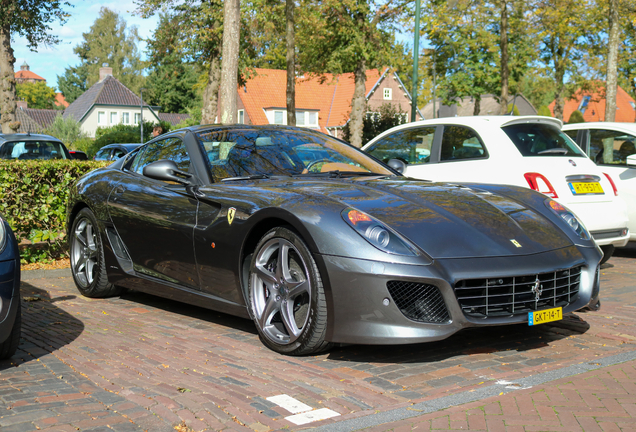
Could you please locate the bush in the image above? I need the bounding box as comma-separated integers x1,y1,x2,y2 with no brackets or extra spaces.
44,116,87,147
567,110,585,124
342,103,408,146
0,160,109,262
537,105,552,117
93,120,172,156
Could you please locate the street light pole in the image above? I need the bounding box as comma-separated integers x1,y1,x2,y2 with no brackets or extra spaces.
140,88,145,144
411,0,421,122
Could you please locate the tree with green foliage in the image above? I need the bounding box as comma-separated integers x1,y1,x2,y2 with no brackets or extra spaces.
342,103,407,146
537,105,552,116
56,64,89,104
44,115,87,146
297,0,401,147
0,0,70,133
145,13,202,114
568,109,585,123
16,81,57,109
531,0,590,121
71,7,145,93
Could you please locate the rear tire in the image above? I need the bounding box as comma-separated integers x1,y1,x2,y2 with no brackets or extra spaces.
248,227,331,355
0,299,20,360
70,208,121,298
600,245,615,265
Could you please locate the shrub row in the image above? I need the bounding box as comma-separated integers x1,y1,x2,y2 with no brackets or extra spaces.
0,160,108,262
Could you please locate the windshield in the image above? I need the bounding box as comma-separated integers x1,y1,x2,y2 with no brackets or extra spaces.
195,128,394,181
0,140,69,160
502,123,586,157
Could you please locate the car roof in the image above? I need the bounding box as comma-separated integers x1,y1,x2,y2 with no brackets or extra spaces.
0,133,63,144
101,143,142,150
562,122,636,133
362,115,564,148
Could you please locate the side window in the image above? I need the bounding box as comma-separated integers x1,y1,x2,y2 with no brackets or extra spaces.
589,129,636,165
366,127,435,165
129,138,191,175
563,130,578,142
112,148,126,159
440,126,486,161
94,148,111,161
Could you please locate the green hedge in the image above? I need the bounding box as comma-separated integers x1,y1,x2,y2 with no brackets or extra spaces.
0,160,109,262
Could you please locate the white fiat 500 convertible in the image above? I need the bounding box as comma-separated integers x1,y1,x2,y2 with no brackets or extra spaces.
363,116,629,263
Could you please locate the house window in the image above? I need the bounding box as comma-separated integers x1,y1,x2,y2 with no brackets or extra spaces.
296,111,305,126
134,113,141,125
274,111,284,125
238,109,244,124
98,111,106,125
383,88,392,100
308,112,317,126
122,112,130,124
110,112,119,125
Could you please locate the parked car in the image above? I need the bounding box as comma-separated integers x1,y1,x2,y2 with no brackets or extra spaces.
67,125,602,356
0,216,20,359
94,143,142,161
362,116,629,263
0,133,72,160
69,150,88,160
563,122,636,244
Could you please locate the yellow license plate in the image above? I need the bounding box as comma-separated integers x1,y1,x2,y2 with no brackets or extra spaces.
529,307,562,325
569,182,604,194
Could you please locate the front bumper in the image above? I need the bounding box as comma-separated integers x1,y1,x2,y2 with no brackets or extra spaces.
319,245,602,345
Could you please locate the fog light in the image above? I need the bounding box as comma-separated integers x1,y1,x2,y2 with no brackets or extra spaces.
382,298,390,306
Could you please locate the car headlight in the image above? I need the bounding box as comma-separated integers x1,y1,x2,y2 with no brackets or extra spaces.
545,199,590,240
0,218,6,254
342,208,418,256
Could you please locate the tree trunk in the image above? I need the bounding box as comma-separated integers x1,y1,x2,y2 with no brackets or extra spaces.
605,0,619,122
218,0,240,125
286,0,296,126
498,0,509,115
473,95,481,116
349,59,367,148
201,57,221,124
0,24,19,133
553,47,566,121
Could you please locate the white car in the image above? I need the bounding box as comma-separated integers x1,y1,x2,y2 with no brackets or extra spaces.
563,122,636,244
362,116,630,263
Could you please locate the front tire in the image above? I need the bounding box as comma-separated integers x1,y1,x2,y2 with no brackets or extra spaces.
0,299,20,360
70,208,121,298
248,227,330,355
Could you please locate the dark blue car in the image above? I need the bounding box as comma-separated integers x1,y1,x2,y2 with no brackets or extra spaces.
0,216,20,359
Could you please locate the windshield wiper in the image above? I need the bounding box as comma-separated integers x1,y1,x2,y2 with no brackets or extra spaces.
221,174,270,182
538,148,569,155
301,170,388,178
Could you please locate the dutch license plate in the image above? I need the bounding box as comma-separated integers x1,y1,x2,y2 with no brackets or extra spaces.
569,182,604,195
528,307,562,326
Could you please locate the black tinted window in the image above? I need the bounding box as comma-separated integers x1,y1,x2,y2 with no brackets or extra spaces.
502,123,585,157
589,129,636,165
130,138,190,174
440,126,486,161
0,140,68,160
365,127,435,164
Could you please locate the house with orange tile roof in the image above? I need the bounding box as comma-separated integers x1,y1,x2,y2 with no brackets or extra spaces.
237,68,423,138
15,62,46,84
549,84,636,123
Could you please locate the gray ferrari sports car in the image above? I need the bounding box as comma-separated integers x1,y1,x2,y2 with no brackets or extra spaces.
66,125,602,355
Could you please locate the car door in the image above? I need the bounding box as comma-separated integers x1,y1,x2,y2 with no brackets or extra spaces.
585,128,636,230
107,135,201,289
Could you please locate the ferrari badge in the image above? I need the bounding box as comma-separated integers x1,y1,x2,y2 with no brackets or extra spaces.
228,207,236,225
510,239,522,248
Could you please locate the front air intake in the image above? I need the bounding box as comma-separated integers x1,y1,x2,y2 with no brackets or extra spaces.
387,281,451,324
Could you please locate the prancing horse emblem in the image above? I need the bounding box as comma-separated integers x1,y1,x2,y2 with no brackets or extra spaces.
227,207,236,225
531,276,543,301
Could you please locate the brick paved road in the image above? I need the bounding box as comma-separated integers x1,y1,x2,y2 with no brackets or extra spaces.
1,244,635,431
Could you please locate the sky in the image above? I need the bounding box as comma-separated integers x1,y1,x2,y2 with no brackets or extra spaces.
12,0,160,91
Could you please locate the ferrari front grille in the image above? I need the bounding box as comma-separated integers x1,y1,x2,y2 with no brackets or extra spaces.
455,266,582,318
387,281,451,324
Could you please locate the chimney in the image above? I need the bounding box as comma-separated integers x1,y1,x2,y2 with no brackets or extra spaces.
99,64,112,82
17,99,27,109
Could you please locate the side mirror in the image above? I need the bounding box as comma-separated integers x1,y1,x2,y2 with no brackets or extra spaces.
143,159,193,185
627,154,636,167
387,158,407,174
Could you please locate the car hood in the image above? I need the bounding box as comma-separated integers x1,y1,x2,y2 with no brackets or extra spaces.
292,177,573,259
